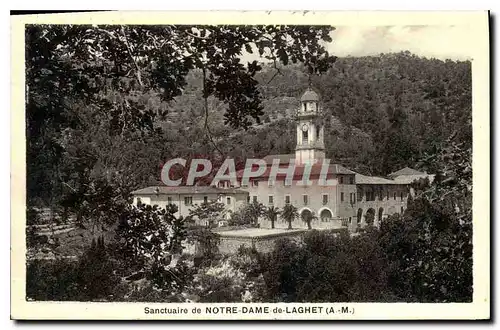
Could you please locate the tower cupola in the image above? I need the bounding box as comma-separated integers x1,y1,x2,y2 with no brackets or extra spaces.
295,88,325,165
299,88,320,115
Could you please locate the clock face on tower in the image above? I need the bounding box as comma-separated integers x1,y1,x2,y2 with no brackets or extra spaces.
302,124,309,132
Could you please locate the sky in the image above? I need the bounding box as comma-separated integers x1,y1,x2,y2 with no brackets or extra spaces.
242,25,473,63
329,25,473,60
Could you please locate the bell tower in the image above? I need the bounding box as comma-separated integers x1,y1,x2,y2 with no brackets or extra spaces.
295,88,325,165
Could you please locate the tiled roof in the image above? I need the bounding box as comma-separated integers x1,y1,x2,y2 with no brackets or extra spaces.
355,173,399,185
262,154,296,165
393,174,435,184
301,89,320,102
388,167,427,178
131,186,248,195
235,163,356,180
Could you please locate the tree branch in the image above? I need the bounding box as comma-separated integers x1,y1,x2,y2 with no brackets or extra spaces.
185,30,211,40
202,67,224,157
120,26,143,87
266,57,283,84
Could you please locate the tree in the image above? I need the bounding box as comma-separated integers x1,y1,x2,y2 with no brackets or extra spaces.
76,235,120,301
261,230,393,302
115,203,187,291
264,206,281,229
364,209,375,226
186,227,220,267
378,133,472,302
301,210,318,230
187,200,226,228
281,204,299,230
25,26,340,265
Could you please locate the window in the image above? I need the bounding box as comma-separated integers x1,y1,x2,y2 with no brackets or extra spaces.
268,179,275,187
252,196,258,203
252,180,259,187
203,196,208,203
350,193,356,204
303,103,306,112
247,196,250,203
268,195,274,205
349,176,354,184
340,192,344,202
400,192,404,200
387,191,390,200
366,190,375,201
322,194,328,205
357,191,363,202
339,176,344,184
167,197,173,205
136,197,142,205
316,125,320,140
302,130,308,144
303,195,309,205
401,207,404,214
285,195,291,205
227,197,231,205
349,217,352,224
184,196,193,206
394,192,397,200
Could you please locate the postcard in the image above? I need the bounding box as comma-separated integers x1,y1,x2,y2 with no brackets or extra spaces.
11,10,490,320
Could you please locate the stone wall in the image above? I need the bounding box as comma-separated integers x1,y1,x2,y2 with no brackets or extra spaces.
217,228,346,254
218,231,306,254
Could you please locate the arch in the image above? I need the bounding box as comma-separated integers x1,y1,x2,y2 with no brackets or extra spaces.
356,208,363,224
300,208,313,219
318,207,333,222
365,208,376,226
300,208,314,229
298,207,313,216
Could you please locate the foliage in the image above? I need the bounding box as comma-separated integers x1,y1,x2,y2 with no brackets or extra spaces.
379,136,473,302
26,24,337,212
225,53,471,175
187,200,226,227
75,236,121,300
26,259,81,301
229,201,266,227
301,210,318,230
364,209,375,226
264,206,281,229
186,227,221,267
115,202,188,291
26,23,472,303
282,204,299,229
261,230,396,302
26,237,121,301
186,246,266,302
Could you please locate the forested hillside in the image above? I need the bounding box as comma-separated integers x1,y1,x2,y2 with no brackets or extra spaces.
25,25,473,304
28,47,471,209
160,52,471,176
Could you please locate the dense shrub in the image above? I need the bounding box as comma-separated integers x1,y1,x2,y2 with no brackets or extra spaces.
26,259,80,301
379,196,472,302
26,236,120,301
260,230,397,302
